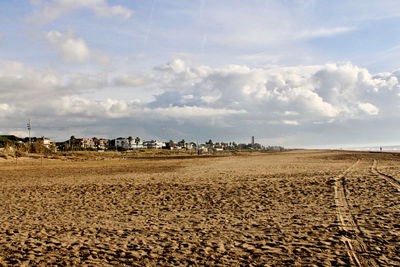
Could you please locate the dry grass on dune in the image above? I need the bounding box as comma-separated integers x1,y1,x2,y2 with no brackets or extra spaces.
0,150,399,265
0,149,238,163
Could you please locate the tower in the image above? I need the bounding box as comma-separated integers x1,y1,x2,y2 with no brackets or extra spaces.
251,136,254,147
27,119,31,144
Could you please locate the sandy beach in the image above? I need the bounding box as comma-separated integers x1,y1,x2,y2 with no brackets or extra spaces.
0,150,399,266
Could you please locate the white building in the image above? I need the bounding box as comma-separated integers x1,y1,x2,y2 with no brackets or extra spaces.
80,138,95,149
115,138,130,149
132,143,145,149
39,137,51,148
143,140,165,149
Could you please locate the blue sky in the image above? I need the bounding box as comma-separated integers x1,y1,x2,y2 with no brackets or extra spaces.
1,0,400,148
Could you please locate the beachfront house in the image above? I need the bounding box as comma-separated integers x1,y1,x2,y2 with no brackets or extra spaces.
115,137,130,150
80,138,96,149
40,137,51,148
97,139,109,151
199,145,208,152
143,140,165,149
186,142,197,150
132,142,145,149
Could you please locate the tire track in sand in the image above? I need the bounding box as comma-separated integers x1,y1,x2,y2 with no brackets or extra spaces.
371,160,400,192
334,160,377,267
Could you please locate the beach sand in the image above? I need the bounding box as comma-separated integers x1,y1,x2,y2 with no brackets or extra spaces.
0,150,399,265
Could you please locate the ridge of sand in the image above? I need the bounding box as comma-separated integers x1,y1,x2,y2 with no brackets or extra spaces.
334,160,378,266
372,160,400,192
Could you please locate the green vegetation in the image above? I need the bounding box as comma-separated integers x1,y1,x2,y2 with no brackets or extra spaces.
0,135,23,145
0,135,53,157
0,134,285,160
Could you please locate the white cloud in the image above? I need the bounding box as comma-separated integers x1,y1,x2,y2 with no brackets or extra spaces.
29,0,133,25
291,87,339,117
358,102,379,115
46,30,89,63
205,1,356,51
283,120,299,126
112,74,148,87
0,60,112,105
182,95,194,100
155,58,212,91
297,27,355,39
8,130,30,137
147,105,246,119
154,60,394,120
201,94,221,104
92,3,133,19
283,111,299,116
45,30,110,64
0,60,59,98
0,103,14,118
52,95,246,120
2,58,400,143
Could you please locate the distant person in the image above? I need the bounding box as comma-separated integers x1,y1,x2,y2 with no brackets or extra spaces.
380,147,382,151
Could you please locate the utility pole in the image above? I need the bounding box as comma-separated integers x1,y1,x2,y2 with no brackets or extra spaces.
27,119,32,144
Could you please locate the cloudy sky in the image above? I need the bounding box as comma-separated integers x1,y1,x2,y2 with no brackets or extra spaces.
1,0,400,148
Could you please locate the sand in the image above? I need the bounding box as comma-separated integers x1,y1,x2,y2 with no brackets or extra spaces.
0,150,399,266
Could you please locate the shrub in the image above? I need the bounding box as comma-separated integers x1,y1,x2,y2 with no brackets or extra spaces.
15,150,26,157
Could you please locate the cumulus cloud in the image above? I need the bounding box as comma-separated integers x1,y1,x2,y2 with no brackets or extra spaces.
52,95,246,120
147,105,246,119
358,102,379,115
29,0,133,25
153,60,396,121
155,59,211,91
54,96,132,118
0,60,59,100
0,60,112,107
2,58,400,144
45,30,110,64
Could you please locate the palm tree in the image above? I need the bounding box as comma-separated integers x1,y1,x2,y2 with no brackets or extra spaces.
93,137,99,150
178,139,185,148
70,136,76,151
135,137,140,149
206,139,213,148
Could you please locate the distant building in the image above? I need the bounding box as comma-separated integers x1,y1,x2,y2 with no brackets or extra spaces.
80,138,95,149
199,145,208,152
132,143,145,149
251,136,255,147
186,142,196,150
24,136,51,148
143,140,165,149
97,139,109,150
40,137,51,148
116,137,130,149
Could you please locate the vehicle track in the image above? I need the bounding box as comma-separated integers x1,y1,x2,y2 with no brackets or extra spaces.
371,160,400,192
334,160,377,267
